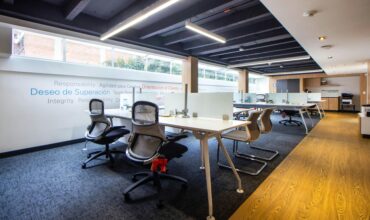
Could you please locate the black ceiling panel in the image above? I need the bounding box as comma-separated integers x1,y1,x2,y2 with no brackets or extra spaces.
0,0,322,75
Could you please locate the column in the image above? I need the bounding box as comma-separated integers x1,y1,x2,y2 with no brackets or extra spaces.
238,69,249,93
367,61,370,104
183,56,198,93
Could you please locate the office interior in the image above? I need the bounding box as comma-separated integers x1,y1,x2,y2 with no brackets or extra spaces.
0,0,369,220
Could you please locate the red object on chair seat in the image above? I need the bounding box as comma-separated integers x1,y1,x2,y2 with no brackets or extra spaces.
151,157,168,173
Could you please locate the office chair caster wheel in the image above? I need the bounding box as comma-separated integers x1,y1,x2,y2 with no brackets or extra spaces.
123,193,131,202
156,201,164,209
87,154,91,159
81,163,86,169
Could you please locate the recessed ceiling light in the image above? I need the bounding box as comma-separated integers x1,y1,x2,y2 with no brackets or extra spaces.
280,65,284,68
303,10,317,17
101,0,180,40
185,21,226,43
239,47,245,52
328,56,333,59
318,36,327,41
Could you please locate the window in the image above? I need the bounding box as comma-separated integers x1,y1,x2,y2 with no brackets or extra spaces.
198,63,238,82
249,73,269,93
198,68,205,78
205,69,216,79
171,61,182,75
147,57,171,74
113,49,145,71
65,40,107,65
12,29,184,76
216,71,225,80
13,30,62,61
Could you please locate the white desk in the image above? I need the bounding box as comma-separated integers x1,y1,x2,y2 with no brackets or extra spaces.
234,102,315,134
104,109,250,220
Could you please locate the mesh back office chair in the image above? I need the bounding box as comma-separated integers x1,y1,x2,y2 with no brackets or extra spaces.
123,101,188,208
279,110,303,126
218,111,268,175
82,99,130,169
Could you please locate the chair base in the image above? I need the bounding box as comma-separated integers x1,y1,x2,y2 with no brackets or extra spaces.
279,116,303,126
123,171,188,208
217,141,268,176
237,142,279,161
81,144,124,169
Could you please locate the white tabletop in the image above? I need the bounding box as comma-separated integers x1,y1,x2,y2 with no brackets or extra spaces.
104,109,250,133
233,107,252,114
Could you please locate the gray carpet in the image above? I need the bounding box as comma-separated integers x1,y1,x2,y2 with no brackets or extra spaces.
0,114,319,220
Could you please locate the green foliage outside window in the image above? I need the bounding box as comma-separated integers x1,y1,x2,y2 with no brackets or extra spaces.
147,58,171,74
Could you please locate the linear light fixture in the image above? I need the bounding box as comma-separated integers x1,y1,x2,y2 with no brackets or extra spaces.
228,55,311,68
100,0,180,41
263,69,324,76
185,21,226,43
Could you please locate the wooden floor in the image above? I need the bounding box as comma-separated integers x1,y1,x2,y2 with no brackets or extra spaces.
230,112,370,220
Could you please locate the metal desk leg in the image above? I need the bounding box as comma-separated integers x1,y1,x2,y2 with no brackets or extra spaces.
216,135,244,193
200,144,205,170
316,104,322,119
200,135,215,220
305,108,313,127
299,109,309,134
319,103,326,117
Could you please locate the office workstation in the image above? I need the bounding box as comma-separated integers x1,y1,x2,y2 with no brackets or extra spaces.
0,0,369,220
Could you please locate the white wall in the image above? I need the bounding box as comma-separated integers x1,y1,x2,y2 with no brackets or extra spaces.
0,57,182,153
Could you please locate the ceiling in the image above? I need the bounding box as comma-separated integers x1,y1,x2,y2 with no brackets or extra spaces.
0,0,323,75
261,0,370,75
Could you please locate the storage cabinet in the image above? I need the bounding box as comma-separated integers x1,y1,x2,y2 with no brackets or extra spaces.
322,97,339,111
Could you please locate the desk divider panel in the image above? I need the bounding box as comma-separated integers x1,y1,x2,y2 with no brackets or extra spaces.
164,92,234,120
307,93,322,102
267,93,287,104
288,93,308,104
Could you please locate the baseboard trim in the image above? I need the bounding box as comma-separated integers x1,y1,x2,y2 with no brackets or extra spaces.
0,138,85,159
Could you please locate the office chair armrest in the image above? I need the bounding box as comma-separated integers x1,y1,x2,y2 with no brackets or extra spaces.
167,134,187,142
110,125,126,130
101,125,127,137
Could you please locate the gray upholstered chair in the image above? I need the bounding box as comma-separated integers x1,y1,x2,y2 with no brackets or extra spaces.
218,110,267,175
255,108,279,160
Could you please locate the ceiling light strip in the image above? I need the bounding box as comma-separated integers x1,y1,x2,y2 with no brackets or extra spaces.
227,55,311,68
185,21,226,44
263,69,324,76
101,0,180,41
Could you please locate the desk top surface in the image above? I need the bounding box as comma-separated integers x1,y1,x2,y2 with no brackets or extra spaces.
104,109,250,133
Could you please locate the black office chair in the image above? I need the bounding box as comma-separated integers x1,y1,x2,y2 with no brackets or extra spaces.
279,110,303,126
82,99,130,169
123,101,188,208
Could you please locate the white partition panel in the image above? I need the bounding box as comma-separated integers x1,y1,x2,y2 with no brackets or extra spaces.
163,92,234,119
188,92,233,119
307,93,322,102
268,93,287,104
243,93,257,103
288,93,308,104
163,93,184,113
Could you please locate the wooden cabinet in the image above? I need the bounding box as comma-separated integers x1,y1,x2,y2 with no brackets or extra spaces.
322,97,339,111
304,78,321,88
